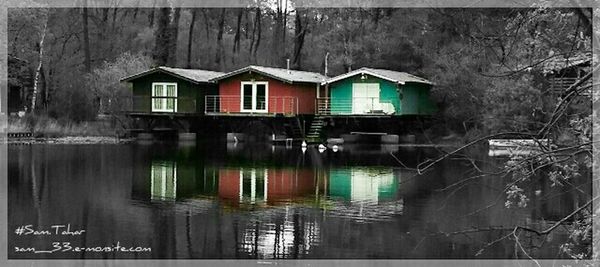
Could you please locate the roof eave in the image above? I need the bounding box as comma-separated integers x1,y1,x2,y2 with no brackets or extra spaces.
322,70,399,85
121,67,221,84
210,67,318,84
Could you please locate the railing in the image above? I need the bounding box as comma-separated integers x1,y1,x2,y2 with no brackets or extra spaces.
548,77,592,96
316,97,396,115
205,95,299,116
123,96,198,114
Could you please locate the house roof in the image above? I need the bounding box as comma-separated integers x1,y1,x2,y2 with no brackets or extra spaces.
540,52,591,74
322,67,433,86
210,65,327,84
120,66,225,83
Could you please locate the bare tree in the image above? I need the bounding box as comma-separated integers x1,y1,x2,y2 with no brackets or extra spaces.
167,7,181,66
232,9,243,55
201,9,211,41
82,3,91,73
271,0,284,65
31,11,49,112
186,9,198,68
292,8,308,69
153,7,170,65
215,9,226,70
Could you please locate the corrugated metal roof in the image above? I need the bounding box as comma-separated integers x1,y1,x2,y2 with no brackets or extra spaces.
323,67,433,85
210,65,327,84
120,66,224,83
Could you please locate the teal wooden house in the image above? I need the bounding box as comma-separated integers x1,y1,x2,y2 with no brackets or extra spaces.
319,67,436,116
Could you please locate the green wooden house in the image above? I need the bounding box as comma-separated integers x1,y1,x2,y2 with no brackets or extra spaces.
320,67,436,116
120,66,224,115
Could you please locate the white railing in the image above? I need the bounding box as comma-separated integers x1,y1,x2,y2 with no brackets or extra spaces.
317,97,396,115
205,95,299,116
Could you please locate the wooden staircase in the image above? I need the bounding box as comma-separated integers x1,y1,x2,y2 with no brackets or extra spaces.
306,116,325,142
284,117,305,139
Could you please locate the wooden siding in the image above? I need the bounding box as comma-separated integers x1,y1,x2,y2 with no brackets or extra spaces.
130,72,218,114
328,74,436,116
330,76,400,115
400,82,437,115
218,72,317,114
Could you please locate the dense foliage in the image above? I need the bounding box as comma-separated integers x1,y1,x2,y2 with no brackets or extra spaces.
8,6,592,132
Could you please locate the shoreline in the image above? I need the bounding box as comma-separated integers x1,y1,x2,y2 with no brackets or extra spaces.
3,136,134,145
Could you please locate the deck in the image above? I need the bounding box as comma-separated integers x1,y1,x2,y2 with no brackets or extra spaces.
204,95,300,117
316,97,397,117
123,96,202,116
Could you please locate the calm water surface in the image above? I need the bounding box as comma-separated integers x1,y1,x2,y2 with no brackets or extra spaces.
8,141,587,259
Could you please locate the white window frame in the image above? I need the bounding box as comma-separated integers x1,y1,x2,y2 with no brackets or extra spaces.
352,83,380,114
239,168,268,204
151,82,178,112
240,81,269,113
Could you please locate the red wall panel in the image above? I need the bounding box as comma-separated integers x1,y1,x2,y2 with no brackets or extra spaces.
218,74,317,114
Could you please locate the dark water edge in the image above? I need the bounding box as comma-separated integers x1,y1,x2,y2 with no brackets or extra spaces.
7,141,590,259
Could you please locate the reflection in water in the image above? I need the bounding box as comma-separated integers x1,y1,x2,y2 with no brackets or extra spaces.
329,168,397,203
327,168,403,222
150,161,177,201
8,143,589,259
239,208,321,258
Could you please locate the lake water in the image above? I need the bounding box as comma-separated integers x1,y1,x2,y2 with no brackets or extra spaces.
7,141,589,259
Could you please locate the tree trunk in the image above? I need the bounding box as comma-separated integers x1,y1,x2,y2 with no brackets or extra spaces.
244,9,249,39
149,8,155,27
254,8,262,57
167,8,181,66
248,9,256,56
201,9,210,41
271,1,282,65
111,7,118,32
215,9,226,70
132,7,139,21
186,9,197,68
292,9,307,69
232,9,243,54
251,7,262,60
153,7,171,66
282,0,288,54
82,4,91,73
31,13,49,112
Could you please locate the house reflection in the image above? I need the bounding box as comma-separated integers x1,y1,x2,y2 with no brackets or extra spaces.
325,167,403,222
219,168,317,206
150,161,177,201
138,160,406,257
329,168,398,203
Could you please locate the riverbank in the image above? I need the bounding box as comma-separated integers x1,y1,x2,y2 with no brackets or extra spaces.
4,136,134,145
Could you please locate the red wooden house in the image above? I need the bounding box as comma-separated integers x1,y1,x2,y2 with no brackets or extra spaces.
206,65,327,116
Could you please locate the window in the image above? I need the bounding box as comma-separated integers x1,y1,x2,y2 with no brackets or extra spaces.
352,83,380,114
152,82,177,112
240,81,268,113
